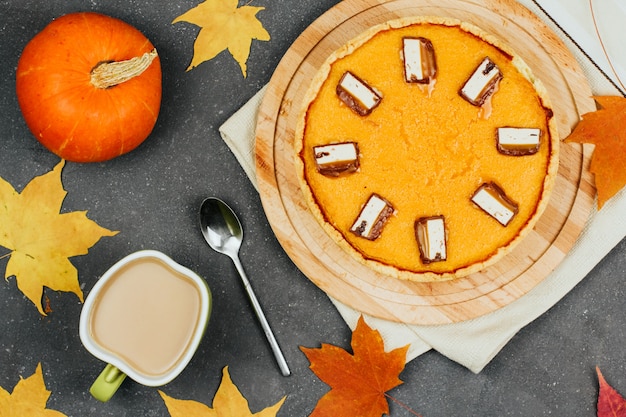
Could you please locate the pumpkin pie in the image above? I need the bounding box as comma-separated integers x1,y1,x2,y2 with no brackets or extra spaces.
294,16,559,282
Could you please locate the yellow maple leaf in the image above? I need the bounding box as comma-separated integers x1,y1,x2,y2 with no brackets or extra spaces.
0,363,67,417
159,366,286,417
0,161,118,315
173,0,270,77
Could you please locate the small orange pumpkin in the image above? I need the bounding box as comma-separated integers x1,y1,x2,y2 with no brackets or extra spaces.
16,12,162,163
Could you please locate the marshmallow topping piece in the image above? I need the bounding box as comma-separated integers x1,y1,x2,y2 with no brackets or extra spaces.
471,182,519,226
350,194,394,240
460,57,502,106
497,127,541,155
415,216,447,263
313,142,360,176
336,71,382,116
402,37,437,84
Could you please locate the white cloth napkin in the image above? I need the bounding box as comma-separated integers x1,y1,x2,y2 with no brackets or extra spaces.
219,0,626,373
538,0,625,90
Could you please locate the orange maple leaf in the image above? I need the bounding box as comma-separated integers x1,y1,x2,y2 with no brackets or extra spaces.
300,316,409,417
597,367,626,417
565,96,626,209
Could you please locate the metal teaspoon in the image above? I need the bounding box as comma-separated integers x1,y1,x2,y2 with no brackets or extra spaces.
199,197,291,376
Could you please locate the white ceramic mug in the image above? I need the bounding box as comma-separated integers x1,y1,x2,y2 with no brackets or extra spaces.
79,250,211,401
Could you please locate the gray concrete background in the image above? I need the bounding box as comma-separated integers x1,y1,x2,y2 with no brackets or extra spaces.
1,1,625,416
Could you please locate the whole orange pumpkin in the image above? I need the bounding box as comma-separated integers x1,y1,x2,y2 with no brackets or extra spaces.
16,12,162,163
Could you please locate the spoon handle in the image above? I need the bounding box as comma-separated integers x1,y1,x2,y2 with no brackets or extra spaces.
230,255,291,377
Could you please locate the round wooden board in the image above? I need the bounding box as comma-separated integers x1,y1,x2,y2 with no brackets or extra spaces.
255,0,597,325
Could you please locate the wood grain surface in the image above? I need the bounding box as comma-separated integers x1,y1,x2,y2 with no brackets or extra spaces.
255,0,597,325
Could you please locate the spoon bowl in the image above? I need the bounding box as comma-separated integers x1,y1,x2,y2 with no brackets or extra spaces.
199,197,290,377
200,197,243,258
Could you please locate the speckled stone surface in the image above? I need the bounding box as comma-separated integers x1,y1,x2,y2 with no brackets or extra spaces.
1,1,625,416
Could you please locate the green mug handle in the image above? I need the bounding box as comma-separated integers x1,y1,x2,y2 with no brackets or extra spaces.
90,364,127,402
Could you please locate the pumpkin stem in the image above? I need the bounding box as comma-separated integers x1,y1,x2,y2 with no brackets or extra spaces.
90,48,158,89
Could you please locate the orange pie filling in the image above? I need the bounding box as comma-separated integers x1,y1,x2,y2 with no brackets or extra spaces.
295,17,558,281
